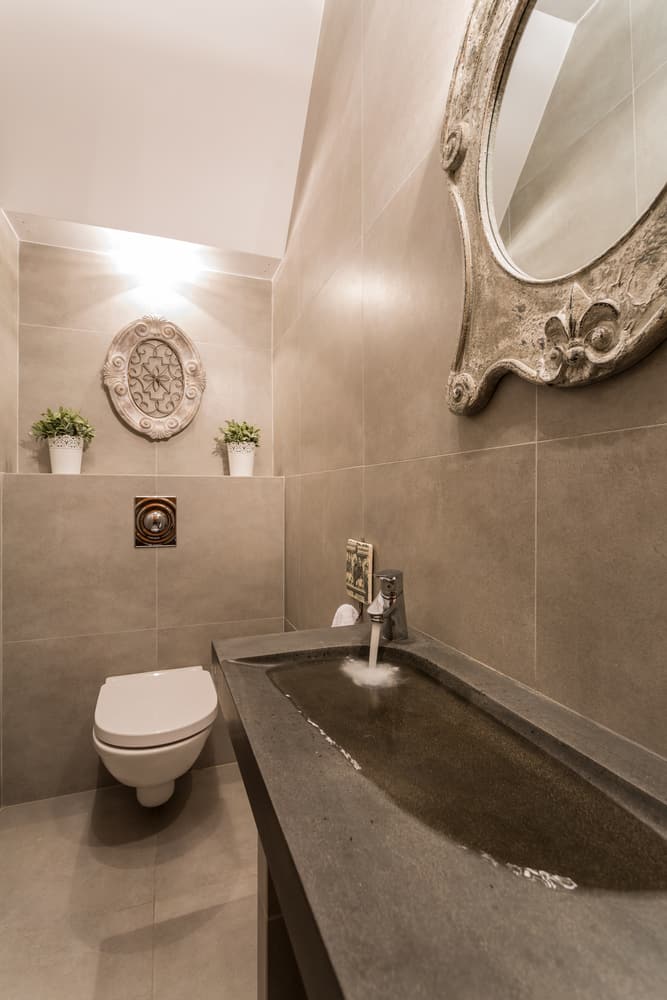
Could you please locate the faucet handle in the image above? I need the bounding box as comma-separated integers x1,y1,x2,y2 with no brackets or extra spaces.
373,569,403,600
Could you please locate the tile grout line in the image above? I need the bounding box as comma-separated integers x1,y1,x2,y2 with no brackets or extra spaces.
281,418,667,481
3,616,284,646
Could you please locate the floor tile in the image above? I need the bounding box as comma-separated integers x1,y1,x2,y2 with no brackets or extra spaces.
0,902,154,1000
155,764,257,905
0,784,157,929
153,890,257,1000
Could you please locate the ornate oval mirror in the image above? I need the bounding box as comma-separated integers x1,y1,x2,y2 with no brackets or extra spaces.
441,0,667,413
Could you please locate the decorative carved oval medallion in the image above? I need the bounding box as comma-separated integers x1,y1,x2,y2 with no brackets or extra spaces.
103,316,205,439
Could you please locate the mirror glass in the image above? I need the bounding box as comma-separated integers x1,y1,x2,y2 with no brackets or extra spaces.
489,0,667,280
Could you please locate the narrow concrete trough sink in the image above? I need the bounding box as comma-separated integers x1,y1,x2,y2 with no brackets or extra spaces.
216,625,667,1000
265,645,667,893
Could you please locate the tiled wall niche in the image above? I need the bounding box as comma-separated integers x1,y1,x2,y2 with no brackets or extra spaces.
1,234,284,805
273,0,667,758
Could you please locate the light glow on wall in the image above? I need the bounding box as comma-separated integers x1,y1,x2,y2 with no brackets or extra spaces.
109,232,204,305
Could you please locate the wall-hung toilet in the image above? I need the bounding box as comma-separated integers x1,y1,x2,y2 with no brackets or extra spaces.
93,665,218,806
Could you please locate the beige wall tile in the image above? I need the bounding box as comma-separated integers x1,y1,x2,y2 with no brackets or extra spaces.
284,476,301,628
537,340,667,441
298,468,363,629
536,428,667,756
2,629,157,803
3,474,157,641
18,242,273,476
0,211,18,473
157,618,284,669
299,251,364,473
19,243,271,351
272,236,301,344
292,0,362,312
156,476,284,628
363,149,536,465
18,325,156,475
362,0,472,229
364,448,536,684
156,342,272,477
273,323,301,476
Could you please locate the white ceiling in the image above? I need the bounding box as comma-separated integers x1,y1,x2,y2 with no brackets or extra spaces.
0,0,323,261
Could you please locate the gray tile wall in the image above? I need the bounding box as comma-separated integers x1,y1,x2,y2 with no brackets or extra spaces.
1,237,284,804
273,0,667,757
18,241,273,476
0,210,19,804
1,474,284,804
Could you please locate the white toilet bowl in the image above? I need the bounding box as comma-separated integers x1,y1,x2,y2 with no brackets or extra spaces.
93,665,218,806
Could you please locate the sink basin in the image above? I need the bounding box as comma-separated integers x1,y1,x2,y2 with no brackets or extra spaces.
267,646,667,892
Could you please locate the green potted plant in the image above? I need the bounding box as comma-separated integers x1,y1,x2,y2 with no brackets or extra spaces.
215,419,260,477
31,406,95,474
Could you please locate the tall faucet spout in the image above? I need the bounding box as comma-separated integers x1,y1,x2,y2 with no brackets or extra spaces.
368,570,408,642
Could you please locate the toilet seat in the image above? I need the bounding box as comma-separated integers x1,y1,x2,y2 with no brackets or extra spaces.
94,665,218,749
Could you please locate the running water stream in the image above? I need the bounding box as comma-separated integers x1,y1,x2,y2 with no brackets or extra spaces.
368,619,381,670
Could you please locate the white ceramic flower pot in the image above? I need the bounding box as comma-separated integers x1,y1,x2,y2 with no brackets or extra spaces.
48,435,84,474
227,442,256,477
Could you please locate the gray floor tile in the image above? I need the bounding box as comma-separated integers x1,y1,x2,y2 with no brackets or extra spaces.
153,889,257,1000
0,784,157,929
0,764,259,999
0,902,154,1000
155,764,257,905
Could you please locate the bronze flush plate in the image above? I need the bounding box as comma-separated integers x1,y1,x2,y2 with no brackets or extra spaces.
135,497,177,547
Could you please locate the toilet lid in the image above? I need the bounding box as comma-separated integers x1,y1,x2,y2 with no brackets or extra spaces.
94,666,218,749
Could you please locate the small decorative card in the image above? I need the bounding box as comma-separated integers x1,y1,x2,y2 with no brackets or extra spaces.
345,538,374,604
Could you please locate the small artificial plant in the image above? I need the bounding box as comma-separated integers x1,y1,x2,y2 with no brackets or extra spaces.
30,406,96,445
215,419,261,451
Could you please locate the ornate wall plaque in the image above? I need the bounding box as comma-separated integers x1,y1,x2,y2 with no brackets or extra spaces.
440,0,667,414
103,316,206,439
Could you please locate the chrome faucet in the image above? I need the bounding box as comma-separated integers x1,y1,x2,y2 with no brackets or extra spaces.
367,569,408,641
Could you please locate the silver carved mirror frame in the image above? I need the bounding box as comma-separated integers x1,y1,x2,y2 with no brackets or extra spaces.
440,0,667,414
103,315,206,439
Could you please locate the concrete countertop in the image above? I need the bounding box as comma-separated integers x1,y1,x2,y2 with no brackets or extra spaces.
213,625,667,1000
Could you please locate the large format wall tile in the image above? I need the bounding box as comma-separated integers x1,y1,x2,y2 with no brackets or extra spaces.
299,252,364,473
537,339,667,441
364,447,536,684
273,324,301,477
2,629,157,803
297,468,363,629
536,428,667,756
363,149,536,465
0,212,18,473
156,618,284,670
19,242,273,476
291,0,362,313
156,477,283,628
157,342,273,477
362,0,472,229
284,476,301,628
18,325,156,475
3,474,157,641
20,243,271,350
